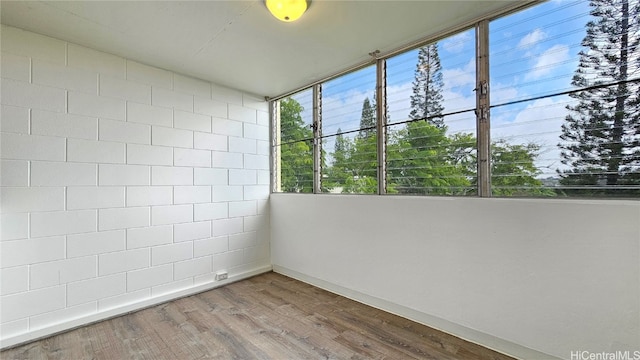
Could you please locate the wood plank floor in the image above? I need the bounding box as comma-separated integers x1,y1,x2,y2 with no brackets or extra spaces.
2,272,515,360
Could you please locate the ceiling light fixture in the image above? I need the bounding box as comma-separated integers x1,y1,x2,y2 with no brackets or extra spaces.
265,0,309,22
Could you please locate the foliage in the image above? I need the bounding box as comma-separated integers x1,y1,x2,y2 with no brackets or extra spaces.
491,140,556,197
409,44,445,129
385,42,471,195
279,98,314,193
359,97,376,138
388,123,472,195
347,98,379,193
279,41,554,197
325,129,352,190
323,97,379,194
345,133,378,194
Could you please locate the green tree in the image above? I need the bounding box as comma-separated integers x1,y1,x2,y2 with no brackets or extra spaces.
325,97,379,194
325,128,352,190
344,176,378,194
388,40,552,197
359,97,376,138
342,97,379,194
388,123,472,195
279,98,314,192
448,132,477,195
558,0,640,196
389,42,470,195
344,136,378,194
491,140,555,197
409,44,445,128
444,134,555,197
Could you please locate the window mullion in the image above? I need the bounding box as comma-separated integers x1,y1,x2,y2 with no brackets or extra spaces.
376,58,387,195
271,100,281,193
313,83,322,194
476,20,491,197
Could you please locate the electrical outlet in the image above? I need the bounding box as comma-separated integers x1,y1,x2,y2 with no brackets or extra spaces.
215,271,228,281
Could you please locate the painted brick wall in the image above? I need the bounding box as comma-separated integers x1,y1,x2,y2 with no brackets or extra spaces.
0,25,271,345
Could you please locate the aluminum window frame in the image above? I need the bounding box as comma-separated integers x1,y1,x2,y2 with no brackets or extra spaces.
271,1,591,197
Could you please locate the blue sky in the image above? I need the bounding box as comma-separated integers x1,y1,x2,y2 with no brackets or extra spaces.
489,0,592,177
288,0,601,178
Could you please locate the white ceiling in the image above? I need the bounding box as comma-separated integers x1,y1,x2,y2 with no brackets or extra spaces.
1,1,523,98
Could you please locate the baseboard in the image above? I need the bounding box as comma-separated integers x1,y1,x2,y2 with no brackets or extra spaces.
273,265,560,360
0,265,272,350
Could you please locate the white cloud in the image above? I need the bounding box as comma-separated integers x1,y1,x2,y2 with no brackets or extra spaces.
492,96,570,175
387,81,413,123
386,84,476,134
321,88,375,135
525,44,570,80
386,79,476,133
442,58,475,89
442,31,472,53
442,91,476,134
491,85,519,106
517,28,546,49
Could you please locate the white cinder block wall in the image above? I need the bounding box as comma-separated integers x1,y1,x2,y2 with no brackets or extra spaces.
0,25,271,347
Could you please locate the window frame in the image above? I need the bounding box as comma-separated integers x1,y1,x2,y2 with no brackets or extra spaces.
270,0,639,198
272,19,491,196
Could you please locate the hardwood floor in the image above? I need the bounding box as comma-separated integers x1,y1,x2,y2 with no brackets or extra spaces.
1,272,515,360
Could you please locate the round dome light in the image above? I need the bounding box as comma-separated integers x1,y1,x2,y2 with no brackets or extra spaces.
266,0,309,22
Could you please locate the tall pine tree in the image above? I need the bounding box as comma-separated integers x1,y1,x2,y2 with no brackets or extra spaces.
409,44,445,128
559,0,640,196
358,97,376,138
327,128,352,190
391,42,462,194
346,97,378,193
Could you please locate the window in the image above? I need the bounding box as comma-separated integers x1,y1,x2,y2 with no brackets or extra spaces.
386,29,477,195
273,0,640,198
321,66,378,194
274,89,314,193
490,0,640,197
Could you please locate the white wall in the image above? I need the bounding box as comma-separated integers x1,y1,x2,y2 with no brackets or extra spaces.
271,194,640,360
0,25,271,348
